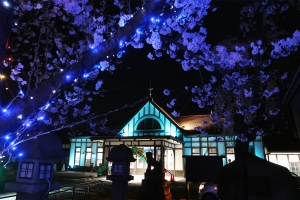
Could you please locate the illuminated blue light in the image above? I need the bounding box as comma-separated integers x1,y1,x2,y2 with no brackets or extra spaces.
66,75,70,79
3,1,9,7
5,136,9,139
19,153,23,156
119,41,123,47
38,116,44,120
83,74,89,78
156,19,160,22
151,17,154,22
12,147,16,150
44,103,50,110
2,109,7,113
26,123,30,127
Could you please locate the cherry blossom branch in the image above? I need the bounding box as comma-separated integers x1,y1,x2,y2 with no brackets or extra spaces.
0,96,149,156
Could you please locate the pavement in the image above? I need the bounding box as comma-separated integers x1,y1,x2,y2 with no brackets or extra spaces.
0,171,200,200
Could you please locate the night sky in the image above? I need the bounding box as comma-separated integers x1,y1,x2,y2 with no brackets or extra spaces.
92,1,247,116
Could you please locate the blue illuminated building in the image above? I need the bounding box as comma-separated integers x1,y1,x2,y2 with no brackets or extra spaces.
68,99,264,177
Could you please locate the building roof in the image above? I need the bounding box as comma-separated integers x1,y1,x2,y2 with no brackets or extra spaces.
174,115,214,131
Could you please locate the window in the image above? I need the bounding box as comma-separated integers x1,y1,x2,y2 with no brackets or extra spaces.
248,142,255,154
39,164,51,179
96,148,103,167
113,164,123,173
201,147,217,156
192,148,200,156
75,147,81,166
209,148,217,156
62,144,70,148
20,162,34,179
137,118,161,130
85,147,92,166
226,147,235,163
290,162,300,176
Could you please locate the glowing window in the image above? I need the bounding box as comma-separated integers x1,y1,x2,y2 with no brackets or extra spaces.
39,164,51,179
20,162,34,179
137,118,161,130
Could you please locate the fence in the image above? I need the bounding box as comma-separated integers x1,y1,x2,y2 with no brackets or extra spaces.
0,180,104,200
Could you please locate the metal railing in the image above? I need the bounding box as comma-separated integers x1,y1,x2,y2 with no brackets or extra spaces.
0,180,105,200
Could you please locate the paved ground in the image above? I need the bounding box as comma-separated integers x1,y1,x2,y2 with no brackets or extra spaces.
0,172,200,200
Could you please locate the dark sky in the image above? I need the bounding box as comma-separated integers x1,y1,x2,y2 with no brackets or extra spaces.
93,1,248,116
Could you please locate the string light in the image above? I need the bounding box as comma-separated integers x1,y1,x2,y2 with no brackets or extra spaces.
17,115,22,119
3,1,9,7
37,116,44,120
44,103,50,110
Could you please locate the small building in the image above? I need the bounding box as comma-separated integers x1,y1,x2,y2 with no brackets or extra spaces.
264,135,300,175
68,98,264,177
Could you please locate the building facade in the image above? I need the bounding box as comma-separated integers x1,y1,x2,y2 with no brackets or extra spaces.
68,100,265,177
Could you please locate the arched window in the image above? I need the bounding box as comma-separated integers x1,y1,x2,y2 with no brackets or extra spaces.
137,118,161,130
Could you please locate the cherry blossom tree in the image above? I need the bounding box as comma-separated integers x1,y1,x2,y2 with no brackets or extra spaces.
0,0,300,191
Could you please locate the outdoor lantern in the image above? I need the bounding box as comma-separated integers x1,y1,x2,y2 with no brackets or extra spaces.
106,144,136,200
5,134,68,200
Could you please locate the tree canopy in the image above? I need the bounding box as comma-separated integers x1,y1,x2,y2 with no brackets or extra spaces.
0,0,300,158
